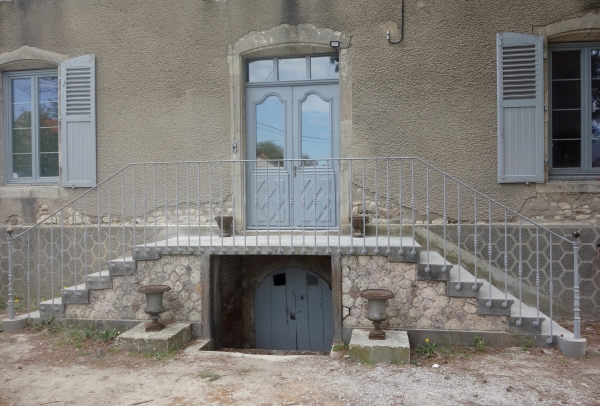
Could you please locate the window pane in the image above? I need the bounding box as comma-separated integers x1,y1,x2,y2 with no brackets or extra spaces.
553,51,580,79
38,76,58,101
12,78,31,103
593,140,600,168
256,95,284,166
552,140,581,168
13,129,32,153
552,80,581,109
301,94,331,166
13,154,32,177
39,101,58,124
13,103,31,128
248,60,274,82
311,56,339,79
39,153,59,177
278,58,306,81
39,127,59,152
553,110,581,140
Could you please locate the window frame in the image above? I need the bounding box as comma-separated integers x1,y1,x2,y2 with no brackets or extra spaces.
245,55,340,86
548,42,600,179
3,68,59,185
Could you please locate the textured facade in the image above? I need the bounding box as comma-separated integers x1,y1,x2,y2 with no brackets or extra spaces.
1,1,600,222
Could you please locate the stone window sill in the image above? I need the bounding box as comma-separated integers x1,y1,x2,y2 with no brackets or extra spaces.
536,181,600,194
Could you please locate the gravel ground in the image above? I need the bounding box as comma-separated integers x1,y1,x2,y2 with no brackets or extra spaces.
0,319,598,406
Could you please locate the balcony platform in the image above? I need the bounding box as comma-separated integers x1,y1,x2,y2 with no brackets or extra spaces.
132,235,421,258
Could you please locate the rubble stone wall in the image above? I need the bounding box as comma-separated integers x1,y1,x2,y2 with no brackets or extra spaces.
341,255,508,331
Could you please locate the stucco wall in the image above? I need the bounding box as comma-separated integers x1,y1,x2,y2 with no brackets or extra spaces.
1,1,600,224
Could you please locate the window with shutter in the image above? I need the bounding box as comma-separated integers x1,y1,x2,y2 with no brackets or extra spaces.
60,54,96,187
3,69,59,184
548,42,600,178
497,33,544,183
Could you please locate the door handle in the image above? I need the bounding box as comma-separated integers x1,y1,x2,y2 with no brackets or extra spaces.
289,312,296,320
293,165,297,177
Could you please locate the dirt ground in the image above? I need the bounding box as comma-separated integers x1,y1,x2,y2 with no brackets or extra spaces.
0,317,598,406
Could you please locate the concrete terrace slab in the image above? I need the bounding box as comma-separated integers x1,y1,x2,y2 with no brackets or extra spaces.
133,235,421,256
116,322,192,353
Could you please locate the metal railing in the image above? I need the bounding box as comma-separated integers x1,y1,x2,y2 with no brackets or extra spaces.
3,157,582,340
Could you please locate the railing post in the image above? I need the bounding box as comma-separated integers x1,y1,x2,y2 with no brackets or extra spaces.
6,228,14,320
572,231,581,340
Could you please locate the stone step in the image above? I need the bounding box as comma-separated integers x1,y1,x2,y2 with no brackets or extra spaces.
39,297,65,319
508,316,545,334
446,266,484,297
477,298,514,316
61,283,89,304
131,246,161,261
416,250,453,281
83,271,113,290
107,257,137,276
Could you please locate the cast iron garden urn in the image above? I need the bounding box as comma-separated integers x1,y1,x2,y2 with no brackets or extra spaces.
138,285,171,332
349,215,369,238
359,289,395,340
214,215,233,237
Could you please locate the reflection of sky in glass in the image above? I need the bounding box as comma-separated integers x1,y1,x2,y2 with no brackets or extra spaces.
248,60,274,82
278,58,306,81
256,96,284,161
301,94,330,166
311,56,339,79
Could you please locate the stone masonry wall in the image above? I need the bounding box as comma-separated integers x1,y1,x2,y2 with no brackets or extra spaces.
65,255,202,322
341,255,507,331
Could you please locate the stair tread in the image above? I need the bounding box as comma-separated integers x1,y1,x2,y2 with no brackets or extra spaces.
85,271,112,278
419,250,452,267
40,297,64,305
108,256,135,262
62,283,87,291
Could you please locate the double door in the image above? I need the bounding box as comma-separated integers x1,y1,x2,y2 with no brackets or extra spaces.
254,268,333,352
245,84,339,229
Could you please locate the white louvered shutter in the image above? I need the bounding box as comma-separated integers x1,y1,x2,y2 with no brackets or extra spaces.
497,33,544,183
60,54,96,187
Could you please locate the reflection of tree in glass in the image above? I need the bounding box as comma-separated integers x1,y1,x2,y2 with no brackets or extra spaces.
256,140,284,166
301,154,317,167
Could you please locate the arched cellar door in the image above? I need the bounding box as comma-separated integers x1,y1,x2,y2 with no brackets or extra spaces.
254,267,333,352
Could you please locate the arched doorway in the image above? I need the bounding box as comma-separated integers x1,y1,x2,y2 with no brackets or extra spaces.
254,267,332,352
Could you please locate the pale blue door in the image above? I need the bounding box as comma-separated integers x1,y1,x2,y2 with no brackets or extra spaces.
245,84,339,229
254,268,333,352
245,55,339,229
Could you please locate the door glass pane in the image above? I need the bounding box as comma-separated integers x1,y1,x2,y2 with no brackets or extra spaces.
248,60,274,82
552,140,581,168
301,94,331,167
256,95,284,166
311,56,339,79
553,51,580,79
278,58,306,81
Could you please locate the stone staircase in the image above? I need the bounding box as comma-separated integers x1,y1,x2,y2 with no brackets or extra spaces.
30,236,561,341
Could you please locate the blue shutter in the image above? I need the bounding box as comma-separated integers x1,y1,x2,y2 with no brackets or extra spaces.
60,54,96,187
497,33,544,183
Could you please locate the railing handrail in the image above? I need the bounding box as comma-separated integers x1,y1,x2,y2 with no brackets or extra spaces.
11,157,573,243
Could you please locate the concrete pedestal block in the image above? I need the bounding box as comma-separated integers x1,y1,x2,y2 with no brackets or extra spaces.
116,322,192,353
348,329,410,364
1,314,28,332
